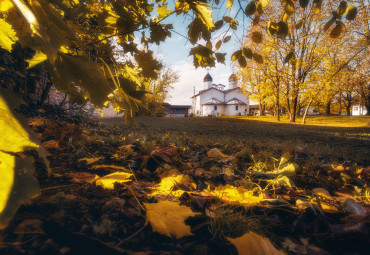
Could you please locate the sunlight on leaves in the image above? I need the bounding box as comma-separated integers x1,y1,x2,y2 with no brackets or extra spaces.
227,231,286,255
209,184,262,206
150,170,192,197
144,200,199,239
96,172,133,189
26,51,47,69
0,19,18,51
0,152,14,218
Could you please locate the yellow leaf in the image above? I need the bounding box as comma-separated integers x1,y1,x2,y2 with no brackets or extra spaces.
245,1,256,16
96,172,133,189
78,157,104,165
91,164,128,171
144,200,199,239
0,0,13,12
0,152,14,217
345,5,358,20
227,232,286,255
215,40,222,50
150,169,191,197
211,184,262,205
226,0,233,9
26,51,47,69
11,0,40,33
0,19,18,51
157,4,172,20
207,148,229,158
190,1,214,30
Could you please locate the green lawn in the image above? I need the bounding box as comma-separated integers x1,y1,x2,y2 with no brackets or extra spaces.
105,116,370,165
229,115,370,127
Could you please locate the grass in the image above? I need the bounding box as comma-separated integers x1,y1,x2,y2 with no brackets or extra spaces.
229,115,370,127
103,116,370,165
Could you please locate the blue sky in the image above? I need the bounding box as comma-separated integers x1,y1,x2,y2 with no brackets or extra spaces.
152,1,250,105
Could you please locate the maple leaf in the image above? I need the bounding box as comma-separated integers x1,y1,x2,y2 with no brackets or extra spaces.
144,200,199,239
227,231,286,255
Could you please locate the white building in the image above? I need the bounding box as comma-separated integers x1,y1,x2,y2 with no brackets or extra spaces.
191,73,249,116
352,105,368,116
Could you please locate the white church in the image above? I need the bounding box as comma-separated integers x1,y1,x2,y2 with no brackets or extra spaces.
191,73,250,116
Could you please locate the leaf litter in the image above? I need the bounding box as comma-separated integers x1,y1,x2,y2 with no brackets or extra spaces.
0,112,369,255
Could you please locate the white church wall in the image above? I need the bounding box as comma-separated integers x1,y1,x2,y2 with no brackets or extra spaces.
199,89,224,105
202,105,225,116
225,88,248,103
225,105,248,116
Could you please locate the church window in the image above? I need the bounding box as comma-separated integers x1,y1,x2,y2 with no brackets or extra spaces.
235,106,238,110
214,106,217,110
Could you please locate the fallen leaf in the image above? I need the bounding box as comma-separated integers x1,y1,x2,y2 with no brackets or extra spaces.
91,165,128,171
150,169,193,197
151,146,179,163
207,148,229,158
144,200,199,238
96,172,133,189
227,231,286,255
78,157,104,165
208,184,262,206
41,140,60,149
67,172,99,183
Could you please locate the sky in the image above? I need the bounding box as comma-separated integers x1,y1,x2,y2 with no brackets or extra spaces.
151,2,249,105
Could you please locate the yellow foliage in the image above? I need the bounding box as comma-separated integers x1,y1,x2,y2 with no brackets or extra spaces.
210,184,262,206
0,152,15,215
26,51,47,69
227,232,286,255
0,0,13,12
0,95,38,153
91,164,128,171
144,200,199,239
0,19,18,51
150,170,192,197
95,172,133,189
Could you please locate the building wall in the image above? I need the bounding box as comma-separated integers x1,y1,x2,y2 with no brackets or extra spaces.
352,105,368,116
199,89,225,105
225,88,248,104
202,104,225,116
225,104,248,116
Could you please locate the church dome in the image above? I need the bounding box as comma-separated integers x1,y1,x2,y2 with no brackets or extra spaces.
228,74,237,82
204,73,213,82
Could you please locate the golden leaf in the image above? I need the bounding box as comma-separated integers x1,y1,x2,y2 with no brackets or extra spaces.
226,0,233,9
330,21,345,38
223,35,231,43
312,0,322,14
267,21,278,36
96,172,133,189
0,0,13,12
144,200,199,239
190,1,214,30
227,232,286,255
323,17,335,32
0,19,18,51
252,52,263,64
282,0,295,16
345,5,357,20
26,51,47,69
211,184,262,206
336,1,347,16
215,40,222,50
157,4,172,20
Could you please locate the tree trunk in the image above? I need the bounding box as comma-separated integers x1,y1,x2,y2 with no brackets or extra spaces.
302,98,313,124
325,100,331,116
275,91,280,121
346,104,351,116
289,97,298,122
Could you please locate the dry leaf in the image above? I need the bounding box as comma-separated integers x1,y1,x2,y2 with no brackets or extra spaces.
207,148,229,158
78,157,104,165
41,140,60,149
96,172,133,189
91,164,127,171
209,184,262,206
144,200,199,238
227,231,286,255
67,172,99,183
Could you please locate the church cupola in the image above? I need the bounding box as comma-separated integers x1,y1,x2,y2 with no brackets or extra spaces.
203,72,213,89
228,74,238,89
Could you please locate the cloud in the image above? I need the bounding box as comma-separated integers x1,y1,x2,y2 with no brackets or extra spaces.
167,59,233,105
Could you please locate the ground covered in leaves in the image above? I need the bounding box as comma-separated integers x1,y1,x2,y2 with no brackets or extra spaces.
1,110,369,255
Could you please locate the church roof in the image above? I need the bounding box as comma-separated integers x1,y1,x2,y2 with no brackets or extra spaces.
203,73,213,82
226,98,247,105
